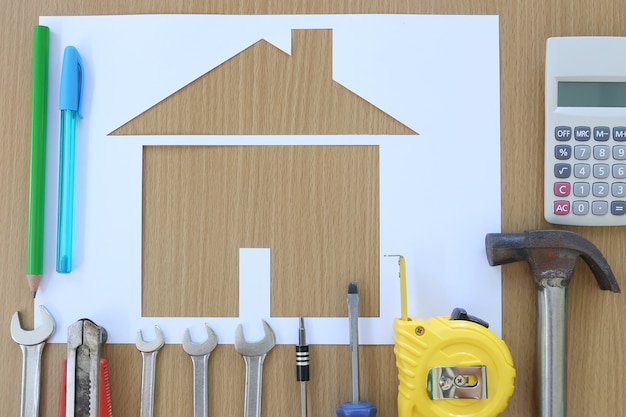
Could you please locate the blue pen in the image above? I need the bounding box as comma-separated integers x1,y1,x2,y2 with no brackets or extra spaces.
56,46,84,273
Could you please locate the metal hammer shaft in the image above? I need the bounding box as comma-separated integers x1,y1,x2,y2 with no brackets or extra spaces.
537,285,567,417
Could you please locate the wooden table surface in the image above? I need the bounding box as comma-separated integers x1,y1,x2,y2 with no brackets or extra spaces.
2,1,626,416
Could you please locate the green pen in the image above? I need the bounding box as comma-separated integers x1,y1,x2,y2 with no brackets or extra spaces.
26,25,50,297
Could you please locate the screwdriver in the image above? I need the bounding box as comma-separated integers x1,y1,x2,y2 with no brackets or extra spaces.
336,282,378,417
296,317,309,417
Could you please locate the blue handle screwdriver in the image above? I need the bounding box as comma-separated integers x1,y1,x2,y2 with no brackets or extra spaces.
336,282,378,417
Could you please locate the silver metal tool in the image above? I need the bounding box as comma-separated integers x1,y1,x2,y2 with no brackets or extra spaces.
10,305,55,417
182,324,218,417
486,230,620,417
347,282,360,405
234,320,276,417
65,318,108,417
136,326,165,417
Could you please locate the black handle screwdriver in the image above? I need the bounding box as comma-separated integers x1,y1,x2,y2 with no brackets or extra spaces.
336,282,378,417
296,317,309,417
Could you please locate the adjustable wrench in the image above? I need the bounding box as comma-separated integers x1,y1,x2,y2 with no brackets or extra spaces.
10,305,55,417
182,324,218,417
136,326,165,417
234,320,276,417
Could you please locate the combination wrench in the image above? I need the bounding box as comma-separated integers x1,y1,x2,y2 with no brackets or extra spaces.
182,324,218,417
234,320,276,417
10,305,55,417
136,326,165,417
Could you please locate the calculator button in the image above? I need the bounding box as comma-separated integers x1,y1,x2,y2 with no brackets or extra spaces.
593,164,610,178
613,145,626,160
572,201,589,215
612,182,626,197
592,201,608,215
611,201,626,215
613,127,626,141
553,200,570,215
555,145,571,160
555,126,572,141
574,145,591,159
554,182,570,196
572,182,590,197
592,182,609,197
594,126,610,141
593,145,610,160
555,163,571,178
573,164,589,178
574,126,591,141
613,164,626,179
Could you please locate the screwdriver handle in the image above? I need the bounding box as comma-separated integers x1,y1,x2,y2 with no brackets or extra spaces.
336,401,378,417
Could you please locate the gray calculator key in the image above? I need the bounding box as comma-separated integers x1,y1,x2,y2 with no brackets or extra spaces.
592,182,610,197
593,164,610,178
574,126,591,141
555,163,571,178
572,200,589,215
555,145,571,160
594,126,610,141
613,126,626,141
574,145,591,159
593,145,610,160
592,201,608,215
612,182,626,197
611,201,626,215
613,164,626,179
613,145,626,160
555,126,572,141
573,164,589,178
573,182,590,197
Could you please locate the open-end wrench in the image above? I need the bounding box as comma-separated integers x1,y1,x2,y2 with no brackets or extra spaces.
136,326,165,417
234,320,276,417
182,324,218,417
10,305,55,417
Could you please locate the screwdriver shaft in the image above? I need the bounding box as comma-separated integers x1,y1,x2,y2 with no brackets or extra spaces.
347,282,360,404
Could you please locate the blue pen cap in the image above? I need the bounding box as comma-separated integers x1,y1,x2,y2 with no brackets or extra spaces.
59,46,84,118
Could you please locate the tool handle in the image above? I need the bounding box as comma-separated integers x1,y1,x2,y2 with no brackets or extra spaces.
190,355,209,417
295,345,309,381
19,343,45,417
139,351,158,417
243,355,266,417
58,359,112,417
336,401,377,417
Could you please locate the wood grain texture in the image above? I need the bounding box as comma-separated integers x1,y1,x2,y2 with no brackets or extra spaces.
142,145,379,318
2,0,626,416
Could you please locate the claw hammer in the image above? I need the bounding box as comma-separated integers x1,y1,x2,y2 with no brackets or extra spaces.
485,230,620,417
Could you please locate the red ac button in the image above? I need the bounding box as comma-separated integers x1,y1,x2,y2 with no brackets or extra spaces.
553,200,570,215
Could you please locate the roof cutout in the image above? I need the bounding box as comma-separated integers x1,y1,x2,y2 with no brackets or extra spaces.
110,29,417,135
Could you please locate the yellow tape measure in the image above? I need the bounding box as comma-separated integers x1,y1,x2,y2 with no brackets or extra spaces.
388,255,515,417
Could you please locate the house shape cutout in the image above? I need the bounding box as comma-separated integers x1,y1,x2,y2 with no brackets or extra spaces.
110,29,418,319
111,29,417,135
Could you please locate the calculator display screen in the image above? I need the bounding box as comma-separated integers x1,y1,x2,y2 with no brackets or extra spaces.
557,81,626,107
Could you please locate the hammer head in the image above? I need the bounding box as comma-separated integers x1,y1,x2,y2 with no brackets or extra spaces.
485,230,620,292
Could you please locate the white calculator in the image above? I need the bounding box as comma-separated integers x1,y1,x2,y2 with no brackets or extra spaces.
545,36,626,226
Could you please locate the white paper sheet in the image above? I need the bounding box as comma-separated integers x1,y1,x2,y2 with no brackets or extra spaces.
36,14,501,344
